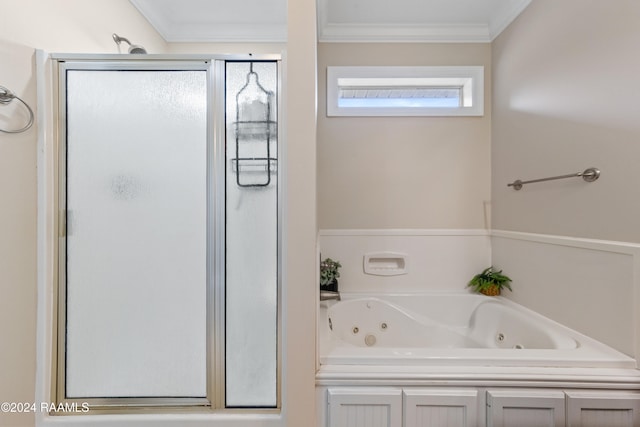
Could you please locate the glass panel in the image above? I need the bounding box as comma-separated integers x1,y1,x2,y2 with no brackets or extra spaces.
65,70,208,398
225,61,278,407
338,85,462,108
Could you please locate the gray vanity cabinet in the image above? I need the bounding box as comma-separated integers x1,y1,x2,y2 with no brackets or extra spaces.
487,389,640,427
323,387,640,427
326,387,478,427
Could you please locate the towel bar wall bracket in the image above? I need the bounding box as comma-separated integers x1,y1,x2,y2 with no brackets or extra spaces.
508,167,600,191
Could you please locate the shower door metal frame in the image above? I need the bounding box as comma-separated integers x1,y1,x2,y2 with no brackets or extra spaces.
52,54,281,413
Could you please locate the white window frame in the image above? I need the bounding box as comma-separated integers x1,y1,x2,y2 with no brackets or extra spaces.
327,66,484,117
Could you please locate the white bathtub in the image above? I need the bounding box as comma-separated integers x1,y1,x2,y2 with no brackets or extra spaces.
319,293,636,368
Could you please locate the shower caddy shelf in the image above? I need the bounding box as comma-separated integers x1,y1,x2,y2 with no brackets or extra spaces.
232,62,277,188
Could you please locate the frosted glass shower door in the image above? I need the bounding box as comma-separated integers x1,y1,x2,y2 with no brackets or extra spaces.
225,61,278,407
64,68,208,398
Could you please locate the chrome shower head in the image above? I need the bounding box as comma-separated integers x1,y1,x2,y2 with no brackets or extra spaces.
128,45,147,54
112,33,147,54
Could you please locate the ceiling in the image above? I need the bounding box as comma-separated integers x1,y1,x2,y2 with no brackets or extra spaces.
130,0,531,43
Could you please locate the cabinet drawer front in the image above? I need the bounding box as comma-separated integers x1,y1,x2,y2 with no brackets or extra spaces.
404,388,478,427
328,388,402,427
566,391,640,427
487,390,565,427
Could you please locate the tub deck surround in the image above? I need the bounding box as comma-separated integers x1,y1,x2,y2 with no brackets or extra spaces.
319,293,636,370
318,229,492,294
316,364,640,389
491,229,640,359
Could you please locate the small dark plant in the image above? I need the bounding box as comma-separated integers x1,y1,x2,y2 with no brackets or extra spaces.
467,266,512,296
320,258,341,287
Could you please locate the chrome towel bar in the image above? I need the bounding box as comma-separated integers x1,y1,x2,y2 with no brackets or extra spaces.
508,167,600,190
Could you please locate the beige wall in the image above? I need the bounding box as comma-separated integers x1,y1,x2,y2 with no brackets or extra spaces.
0,0,167,54
492,0,640,243
0,4,162,427
0,39,38,427
317,43,492,229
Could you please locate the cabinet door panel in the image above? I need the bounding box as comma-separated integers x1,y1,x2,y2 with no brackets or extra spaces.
566,391,640,427
404,389,478,427
487,390,565,427
328,388,402,427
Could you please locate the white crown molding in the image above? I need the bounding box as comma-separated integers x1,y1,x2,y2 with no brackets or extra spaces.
161,23,287,43
130,0,287,43
318,23,492,43
488,0,532,40
316,0,492,43
130,0,171,40
316,0,532,43
131,0,529,44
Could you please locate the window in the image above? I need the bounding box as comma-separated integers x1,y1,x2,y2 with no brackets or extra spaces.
54,58,279,414
327,66,484,117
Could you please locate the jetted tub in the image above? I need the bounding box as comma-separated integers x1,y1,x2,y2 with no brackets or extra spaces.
319,293,636,368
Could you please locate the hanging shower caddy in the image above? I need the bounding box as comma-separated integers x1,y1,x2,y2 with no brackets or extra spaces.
232,62,277,187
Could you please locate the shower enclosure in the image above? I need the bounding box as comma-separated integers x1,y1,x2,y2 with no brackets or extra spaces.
55,56,280,411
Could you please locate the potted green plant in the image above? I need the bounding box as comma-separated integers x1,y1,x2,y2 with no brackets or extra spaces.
467,266,512,296
320,257,341,292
